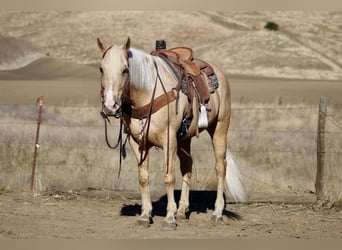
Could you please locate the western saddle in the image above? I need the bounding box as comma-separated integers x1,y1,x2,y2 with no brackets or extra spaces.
151,40,219,137
151,41,218,105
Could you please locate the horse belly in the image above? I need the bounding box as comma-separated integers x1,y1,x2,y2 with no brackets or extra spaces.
126,117,172,148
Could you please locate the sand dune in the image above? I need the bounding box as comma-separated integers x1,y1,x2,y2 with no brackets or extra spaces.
0,34,98,80
0,56,101,104
0,35,43,71
0,51,101,104
0,57,98,80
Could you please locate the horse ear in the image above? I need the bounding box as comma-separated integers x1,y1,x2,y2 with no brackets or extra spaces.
124,37,131,51
97,37,106,53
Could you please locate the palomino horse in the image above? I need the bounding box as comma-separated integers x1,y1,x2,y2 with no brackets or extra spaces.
97,37,246,230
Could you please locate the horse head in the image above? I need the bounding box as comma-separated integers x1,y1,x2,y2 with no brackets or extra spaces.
97,37,131,117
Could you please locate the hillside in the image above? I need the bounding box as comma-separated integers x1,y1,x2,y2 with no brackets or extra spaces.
0,35,43,70
0,57,97,80
0,11,341,80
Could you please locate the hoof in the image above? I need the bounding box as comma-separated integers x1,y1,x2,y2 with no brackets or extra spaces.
211,214,224,222
161,220,177,231
137,217,151,228
176,208,189,220
176,213,187,220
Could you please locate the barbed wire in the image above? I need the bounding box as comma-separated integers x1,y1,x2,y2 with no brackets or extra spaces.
232,106,316,111
1,140,341,155
2,119,342,134
229,129,318,134
0,121,37,125
1,101,340,200
42,123,107,128
0,103,100,108
327,115,342,130
0,120,118,128
1,102,341,155
1,103,318,110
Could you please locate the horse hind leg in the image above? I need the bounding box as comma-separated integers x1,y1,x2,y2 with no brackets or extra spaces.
208,121,229,221
176,139,192,220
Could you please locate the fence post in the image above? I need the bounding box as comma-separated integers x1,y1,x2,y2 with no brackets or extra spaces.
31,96,44,192
315,96,327,202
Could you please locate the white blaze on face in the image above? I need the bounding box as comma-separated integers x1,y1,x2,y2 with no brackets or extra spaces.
101,45,128,113
104,83,115,111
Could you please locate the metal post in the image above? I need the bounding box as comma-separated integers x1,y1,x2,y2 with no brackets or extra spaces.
31,96,44,192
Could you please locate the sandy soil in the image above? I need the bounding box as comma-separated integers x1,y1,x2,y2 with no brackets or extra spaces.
0,191,341,239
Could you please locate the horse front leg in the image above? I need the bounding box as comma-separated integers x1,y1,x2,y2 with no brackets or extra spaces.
176,138,192,220
129,137,152,228
162,135,178,230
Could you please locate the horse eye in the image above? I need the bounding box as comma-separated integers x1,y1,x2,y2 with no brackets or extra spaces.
123,68,129,74
99,67,103,74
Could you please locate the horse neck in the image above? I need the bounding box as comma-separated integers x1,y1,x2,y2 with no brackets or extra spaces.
127,85,153,107
127,50,175,107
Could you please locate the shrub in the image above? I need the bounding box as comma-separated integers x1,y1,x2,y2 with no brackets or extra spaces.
264,21,279,31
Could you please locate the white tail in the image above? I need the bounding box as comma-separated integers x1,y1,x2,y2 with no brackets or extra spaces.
225,150,247,203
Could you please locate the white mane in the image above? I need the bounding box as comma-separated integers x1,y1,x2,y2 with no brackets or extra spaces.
128,48,157,91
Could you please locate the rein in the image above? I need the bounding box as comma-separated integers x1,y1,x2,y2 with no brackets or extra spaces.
153,59,171,175
100,103,128,178
138,58,171,174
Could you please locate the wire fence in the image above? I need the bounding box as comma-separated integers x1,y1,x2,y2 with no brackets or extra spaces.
1,102,342,158
0,99,341,201
1,103,342,156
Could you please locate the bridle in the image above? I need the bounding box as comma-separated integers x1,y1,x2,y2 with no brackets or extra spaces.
99,57,130,177
100,51,174,175
100,99,128,178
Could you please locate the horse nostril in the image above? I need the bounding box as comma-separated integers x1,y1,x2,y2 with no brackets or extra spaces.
113,102,120,110
104,98,120,114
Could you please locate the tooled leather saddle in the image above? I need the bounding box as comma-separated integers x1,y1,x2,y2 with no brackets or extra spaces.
151,40,219,138
151,45,218,105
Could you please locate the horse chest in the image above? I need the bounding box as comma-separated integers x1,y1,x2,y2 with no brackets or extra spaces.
127,118,165,147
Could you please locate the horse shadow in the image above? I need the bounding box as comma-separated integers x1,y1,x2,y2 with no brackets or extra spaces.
120,190,242,220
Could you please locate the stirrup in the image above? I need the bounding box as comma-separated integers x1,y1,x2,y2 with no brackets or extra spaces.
198,105,208,129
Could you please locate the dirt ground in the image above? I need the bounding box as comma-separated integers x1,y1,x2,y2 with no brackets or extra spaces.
0,190,341,239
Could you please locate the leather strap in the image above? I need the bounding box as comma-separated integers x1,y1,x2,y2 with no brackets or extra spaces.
123,90,176,119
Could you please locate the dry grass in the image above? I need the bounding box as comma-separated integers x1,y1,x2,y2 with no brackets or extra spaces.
1,99,341,202
229,101,342,202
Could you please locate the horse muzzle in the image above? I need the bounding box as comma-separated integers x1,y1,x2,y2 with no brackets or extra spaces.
101,101,122,119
